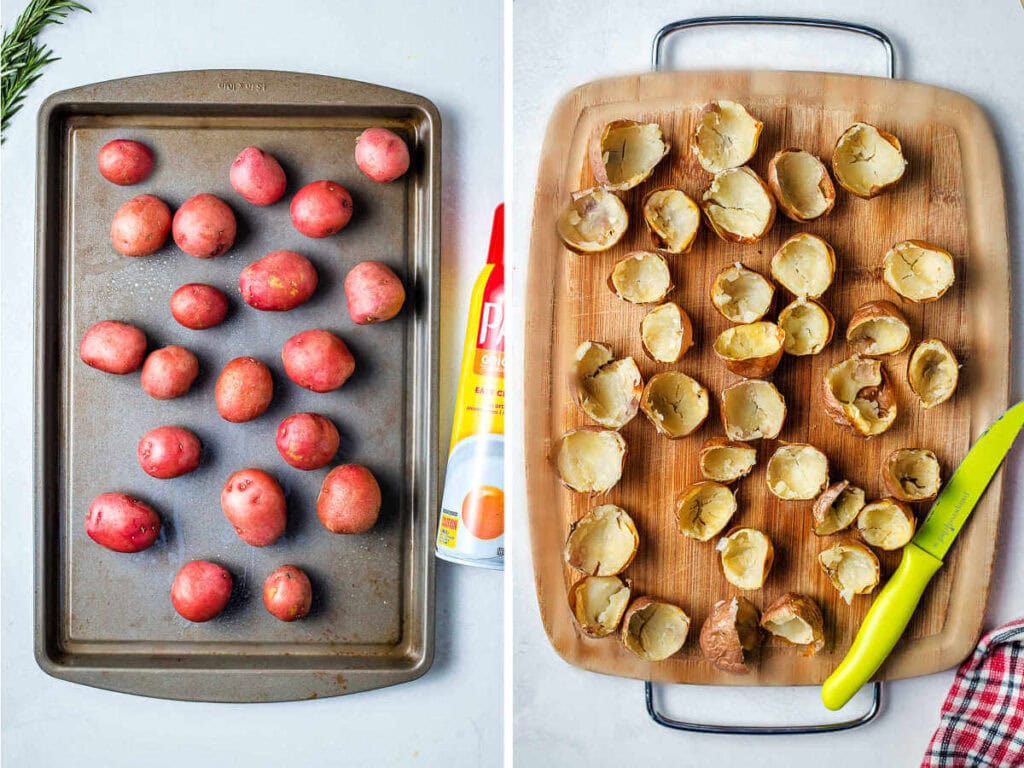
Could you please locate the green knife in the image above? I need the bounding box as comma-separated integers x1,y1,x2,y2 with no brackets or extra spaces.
822,400,1024,711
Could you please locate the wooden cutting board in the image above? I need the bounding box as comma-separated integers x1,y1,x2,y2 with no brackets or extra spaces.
523,70,1011,686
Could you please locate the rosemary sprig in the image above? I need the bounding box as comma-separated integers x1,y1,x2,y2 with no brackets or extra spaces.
1,0,90,141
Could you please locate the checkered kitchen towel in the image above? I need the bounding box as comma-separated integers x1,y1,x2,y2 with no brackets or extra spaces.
922,618,1024,767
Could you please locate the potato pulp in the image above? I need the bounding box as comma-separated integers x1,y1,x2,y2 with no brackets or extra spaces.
643,188,700,253
573,341,642,429
571,576,631,637
812,481,865,536
675,482,737,541
818,543,880,604
596,121,670,190
760,593,825,655
778,299,833,356
857,499,916,550
824,356,897,436
884,240,955,302
717,528,773,590
766,444,829,500
908,339,959,408
622,599,690,661
641,371,709,438
557,189,628,253
847,315,910,356
694,100,763,173
885,449,941,501
721,380,787,441
711,264,774,323
699,441,757,483
556,429,626,493
565,504,639,576
640,302,691,363
770,149,835,221
770,233,835,298
714,322,784,360
703,167,775,242
832,122,907,198
610,251,672,304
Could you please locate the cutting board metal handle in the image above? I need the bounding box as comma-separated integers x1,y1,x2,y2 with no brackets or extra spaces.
651,16,896,78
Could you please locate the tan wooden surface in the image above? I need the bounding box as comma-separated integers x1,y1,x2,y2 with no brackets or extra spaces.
523,70,1011,685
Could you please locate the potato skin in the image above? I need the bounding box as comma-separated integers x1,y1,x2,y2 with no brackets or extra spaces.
215,357,273,422
171,560,233,622
137,425,202,479
140,345,199,400
97,139,154,186
281,329,355,392
85,492,161,553
221,468,287,546
170,283,229,329
290,180,353,238
239,250,319,311
79,320,147,374
344,260,406,324
317,464,381,534
355,128,410,183
172,193,236,258
229,146,287,206
276,413,340,470
263,565,313,621
110,194,171,256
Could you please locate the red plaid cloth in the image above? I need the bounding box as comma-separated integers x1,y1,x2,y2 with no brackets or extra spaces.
922,618,1024,767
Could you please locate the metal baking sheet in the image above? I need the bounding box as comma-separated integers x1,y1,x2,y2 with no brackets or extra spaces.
34,70,439,702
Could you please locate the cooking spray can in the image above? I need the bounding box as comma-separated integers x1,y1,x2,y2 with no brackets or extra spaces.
436,204,504,569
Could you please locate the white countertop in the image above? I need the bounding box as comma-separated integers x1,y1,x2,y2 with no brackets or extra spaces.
0,1,501,766
509,0,1024,765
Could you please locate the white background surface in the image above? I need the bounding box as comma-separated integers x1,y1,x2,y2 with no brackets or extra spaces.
0,1,502,766
509,1,1024,766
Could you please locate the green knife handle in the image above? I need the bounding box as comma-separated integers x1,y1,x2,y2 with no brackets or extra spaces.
821,543,944,710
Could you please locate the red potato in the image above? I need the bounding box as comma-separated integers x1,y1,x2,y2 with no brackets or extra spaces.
110,194,171,256
97,139,154,186
239,250,318,312
215,357,273,422
172,193,236,258
230,146,287,206
137,425,201,479
85,492,162,553
221,468,287,546
344,260,406,324
170,283,229,329
80,320,147,374
281,329,355,392
171,560,233,622
140,345,199,400
290,180,353,238
317,464,381,534
276,413,340,470
354,128,410,183
263,565,313,621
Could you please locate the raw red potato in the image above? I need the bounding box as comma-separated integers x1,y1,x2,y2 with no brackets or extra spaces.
85,492,161,553
290,180,353,237
170,283,229,329
137,425,201,479
79,320,147,374
171,560,233,622
97,139,154,186
355,128,410,182
110,194,171,256
281,329,355,392
344,260,406,324
276,413,340,470
215,357,273,422
317,464,381,534
221,468,287,546
239,250,319,311
140,345,199,400
263,565,313,621
229,146,287,205
172,193,236,258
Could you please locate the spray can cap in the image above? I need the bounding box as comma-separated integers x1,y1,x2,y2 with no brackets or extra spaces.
487,203,504,266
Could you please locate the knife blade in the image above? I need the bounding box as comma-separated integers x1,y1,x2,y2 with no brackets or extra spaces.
821,401,1024,711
